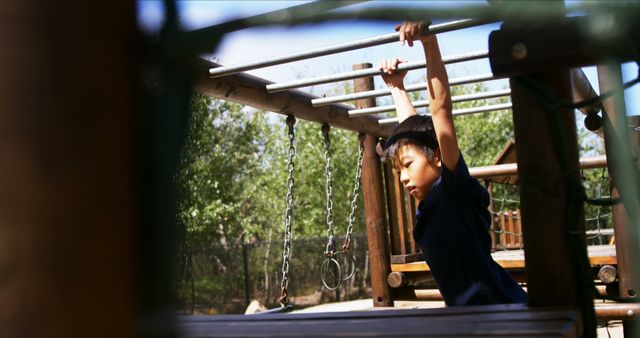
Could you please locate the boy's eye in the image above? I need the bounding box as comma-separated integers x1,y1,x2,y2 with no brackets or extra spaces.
404,161,413,168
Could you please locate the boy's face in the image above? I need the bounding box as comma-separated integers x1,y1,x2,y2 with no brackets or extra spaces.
394,143,441,201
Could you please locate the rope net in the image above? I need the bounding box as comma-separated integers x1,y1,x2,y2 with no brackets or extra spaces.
488,166,614,251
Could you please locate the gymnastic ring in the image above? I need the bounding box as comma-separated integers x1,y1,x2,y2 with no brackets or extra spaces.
333,250,356,281
320,257,342,290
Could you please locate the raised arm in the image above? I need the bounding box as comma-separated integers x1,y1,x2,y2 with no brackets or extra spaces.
397,22,460,172
379,58,417,123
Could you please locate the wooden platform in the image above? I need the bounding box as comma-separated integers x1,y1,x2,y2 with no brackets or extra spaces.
391,245,616,272
178,304,581,337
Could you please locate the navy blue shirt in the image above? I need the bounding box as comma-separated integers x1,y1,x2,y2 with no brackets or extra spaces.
414,154,527,306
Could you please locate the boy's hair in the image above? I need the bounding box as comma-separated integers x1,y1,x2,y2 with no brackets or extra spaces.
383,115,439,162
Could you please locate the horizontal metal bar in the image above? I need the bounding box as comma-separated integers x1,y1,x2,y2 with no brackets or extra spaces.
445,102,513,116
377,102,513,125
349,89,511,116
469,155,607,179
266,50,489,93
209,19,487,78
194,58,394,138
312,73,504,106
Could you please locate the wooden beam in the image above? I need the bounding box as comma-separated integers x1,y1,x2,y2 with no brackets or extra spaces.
391,245,617,272
598,64,640,301
393,169,409,255
469,155,607,179
489,16,640,77
383,161,402,255
570,68,604,137
355,63,393,307
194,59,394,138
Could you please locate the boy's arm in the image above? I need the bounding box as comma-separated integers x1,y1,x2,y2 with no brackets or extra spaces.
379,58,418,123
398,22,460,172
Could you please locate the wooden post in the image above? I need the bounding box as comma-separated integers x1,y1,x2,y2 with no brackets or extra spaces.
394,170,409,255
509,59,594,335
242,243,251,307
488,183,497,251
404,190,418,254
0,2,138,338
511,70,586,305
354,63,393,307
383,161,402,255
598,64,640,338
506,210,515,249
499,213,507,250
598,64,640,302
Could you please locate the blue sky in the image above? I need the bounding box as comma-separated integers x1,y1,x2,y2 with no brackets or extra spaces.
137,0,639,116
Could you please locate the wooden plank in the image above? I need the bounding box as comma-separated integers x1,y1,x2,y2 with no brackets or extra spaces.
356,63,393,307
506,210,515,249
178,305,581,338
383,160,402,255
391,245,617,272
393,169,408,255
390,253,424,264
515,209,523,249
405,190,418,254
499,212,507,250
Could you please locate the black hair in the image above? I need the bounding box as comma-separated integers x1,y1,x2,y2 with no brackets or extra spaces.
383,115,439,161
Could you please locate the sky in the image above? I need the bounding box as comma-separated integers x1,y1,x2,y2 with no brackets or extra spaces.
137,0,640,117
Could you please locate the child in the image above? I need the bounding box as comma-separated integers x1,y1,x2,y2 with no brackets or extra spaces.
380,22,527,306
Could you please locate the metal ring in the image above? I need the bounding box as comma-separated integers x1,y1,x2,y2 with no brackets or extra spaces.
333,250,356,281
320,257,342,290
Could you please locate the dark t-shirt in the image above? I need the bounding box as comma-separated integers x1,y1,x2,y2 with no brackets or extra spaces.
414,154,527,306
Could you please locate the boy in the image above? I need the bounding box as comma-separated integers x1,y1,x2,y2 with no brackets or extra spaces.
380,22,527,306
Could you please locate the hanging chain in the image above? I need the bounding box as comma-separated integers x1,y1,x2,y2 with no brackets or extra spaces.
342,133,365,252
279,115,296,306
321,123,336,256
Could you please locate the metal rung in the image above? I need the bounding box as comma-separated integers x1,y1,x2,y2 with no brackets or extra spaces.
349,89,512,116
208,19,490,78
266,50,489,93
313,73,505,106
378,102,513,125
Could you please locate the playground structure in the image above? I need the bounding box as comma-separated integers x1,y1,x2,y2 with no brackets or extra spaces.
191,2,640,337
2,1,640,338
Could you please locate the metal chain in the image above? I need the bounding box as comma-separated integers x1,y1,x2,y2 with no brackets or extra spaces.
321,123,336,256
342,133,365,252
279,115,296,306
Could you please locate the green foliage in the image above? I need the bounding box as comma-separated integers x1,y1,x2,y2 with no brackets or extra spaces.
175,94,276,246
174,92,367,313
452,83,514,167
290,118,365,239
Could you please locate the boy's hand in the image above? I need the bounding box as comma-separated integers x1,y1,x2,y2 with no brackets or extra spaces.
379,58,407,89
395,21,433,47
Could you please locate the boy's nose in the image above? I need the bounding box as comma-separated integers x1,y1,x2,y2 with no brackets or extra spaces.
399,170,410,187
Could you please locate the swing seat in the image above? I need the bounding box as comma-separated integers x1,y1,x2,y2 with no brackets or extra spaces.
250,304,295,315
178,304,581,337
